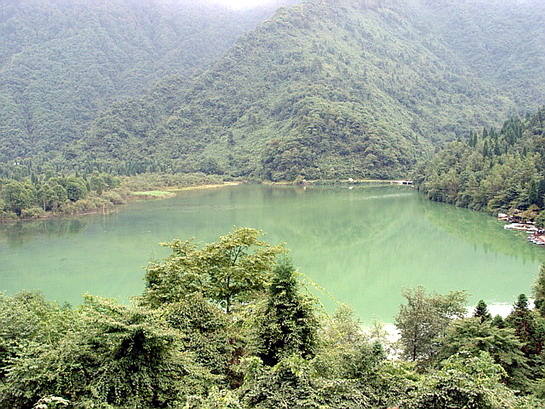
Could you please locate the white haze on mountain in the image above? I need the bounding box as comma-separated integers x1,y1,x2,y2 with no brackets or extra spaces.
207,0,277,9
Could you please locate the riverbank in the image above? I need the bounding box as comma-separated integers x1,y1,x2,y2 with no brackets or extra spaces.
1,180,240,223
269,178,414,186
500,221,545,246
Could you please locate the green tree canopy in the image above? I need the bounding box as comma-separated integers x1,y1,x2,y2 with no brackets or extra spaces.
1,181,35,215
473,299,492,323
395,287,467,365
143,227,285,311
403,352,518,409
255,260,318,366
534,264,545,316
437,317,530,391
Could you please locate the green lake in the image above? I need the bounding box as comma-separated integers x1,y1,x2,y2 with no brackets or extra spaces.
1,184,544,322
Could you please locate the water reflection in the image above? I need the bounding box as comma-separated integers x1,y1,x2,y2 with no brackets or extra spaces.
0,218,89,249
0,185,543,322
421,197,544,262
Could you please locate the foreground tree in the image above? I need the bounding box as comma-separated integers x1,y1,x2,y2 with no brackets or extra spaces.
403,352,519,409
255,260,318,366
1,297,212,408
163,293,233,377
395,287,466,365
506,294,545,356
534,264,545,316
0,292,73,380
437,317,530,391
473,299,492,322
143,227,285,311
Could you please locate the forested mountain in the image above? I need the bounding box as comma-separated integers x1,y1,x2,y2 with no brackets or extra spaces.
0,0,292,160
422,0,545,108
416,106,545,223
78,0,545,180
2,0,545,180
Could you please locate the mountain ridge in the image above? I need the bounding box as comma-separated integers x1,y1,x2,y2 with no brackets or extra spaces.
3,0,545,181
81,0,545,179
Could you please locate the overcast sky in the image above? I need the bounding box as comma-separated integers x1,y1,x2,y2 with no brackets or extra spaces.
207,0,278,9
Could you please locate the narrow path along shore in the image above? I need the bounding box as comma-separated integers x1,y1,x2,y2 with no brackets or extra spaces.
270,178,414,186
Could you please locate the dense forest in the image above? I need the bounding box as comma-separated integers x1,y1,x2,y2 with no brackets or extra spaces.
1,228,545,408
1,0,544,181
0,0,294,160
416,106,545,226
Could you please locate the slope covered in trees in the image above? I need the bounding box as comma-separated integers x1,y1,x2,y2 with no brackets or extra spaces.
0,0,291,160
416,106,545,224
78,0,545,180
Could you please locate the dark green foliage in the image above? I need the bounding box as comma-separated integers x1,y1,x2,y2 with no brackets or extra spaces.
61,0,545,180
2,0,545,180
0,0,283,160
0,292,73,379
437,318,530,391
506,295,545,356
493,314,507,329
255,260,318,366
0,172,122,219
505,294,545,383
0,296,213,409
240,357,322,409
403,352,518,409
311,306,408,408
1,181,35,215
163,294,232,377
534,265,545,316
536,211,545,228
474,299,492,323
417,107,545,215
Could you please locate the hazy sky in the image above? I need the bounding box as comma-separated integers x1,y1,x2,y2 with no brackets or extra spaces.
208,0,277,9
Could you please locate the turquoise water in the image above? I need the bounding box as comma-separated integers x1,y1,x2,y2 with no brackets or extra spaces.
1,184,543,322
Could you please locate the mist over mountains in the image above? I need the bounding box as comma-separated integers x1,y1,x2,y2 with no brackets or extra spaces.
2,0,545,179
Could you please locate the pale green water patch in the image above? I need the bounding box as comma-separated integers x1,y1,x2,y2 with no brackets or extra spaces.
0,185,543,322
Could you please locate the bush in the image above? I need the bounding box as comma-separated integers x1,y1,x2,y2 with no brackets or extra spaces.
536,210,545,228
101,191,127,205
20,207,46,219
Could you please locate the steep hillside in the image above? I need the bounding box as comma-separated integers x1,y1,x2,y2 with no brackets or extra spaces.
0,0,288,160
81,0,545,180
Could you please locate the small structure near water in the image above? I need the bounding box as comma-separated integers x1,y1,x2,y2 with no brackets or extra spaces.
500,213,545,246
390,180,413,185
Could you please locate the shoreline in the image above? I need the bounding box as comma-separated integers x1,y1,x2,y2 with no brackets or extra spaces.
0,179,420,224
1,181,241,223
267,178,413,186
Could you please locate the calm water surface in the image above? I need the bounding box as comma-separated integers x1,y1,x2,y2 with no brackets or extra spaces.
1,184,544,322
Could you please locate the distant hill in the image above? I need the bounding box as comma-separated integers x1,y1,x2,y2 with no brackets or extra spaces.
80,0,545,180
0,0,290,160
